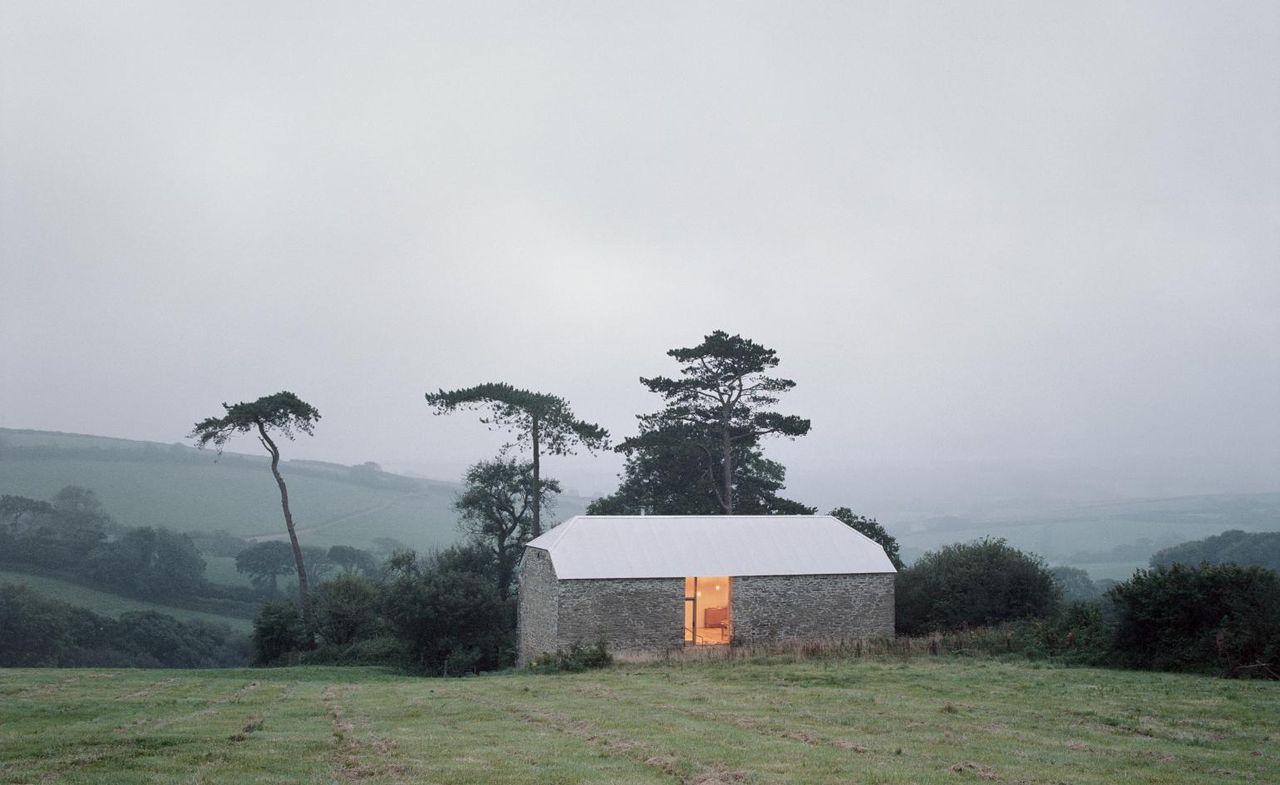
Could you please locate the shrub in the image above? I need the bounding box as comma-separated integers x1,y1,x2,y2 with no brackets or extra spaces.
252,601,307,664
300,635,409,667
896,538,1059,635
311,574,382,646
0,584,76,666
381,544,514,675
1024,601,1113,664
528,640,613,673
1108,562,1280,677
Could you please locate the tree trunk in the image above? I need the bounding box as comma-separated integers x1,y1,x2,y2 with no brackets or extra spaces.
531,418,542,538
258,421,310,624
496,533,512,601
720,419,734,515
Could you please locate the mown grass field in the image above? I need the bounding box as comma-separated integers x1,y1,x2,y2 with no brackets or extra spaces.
1,658,1276,784
0,569,252,633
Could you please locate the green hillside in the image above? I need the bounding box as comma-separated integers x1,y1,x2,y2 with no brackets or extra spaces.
0,428,590,554
0,569,251,632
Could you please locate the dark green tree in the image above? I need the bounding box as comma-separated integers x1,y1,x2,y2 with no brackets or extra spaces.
424,383,607,537
191,391,320,621
621,331,810,514
51,486,104,516
830,507,903,569
456,454,561,599
251,601,307,664
0,493,110,568
235,541,296,596
311,574,382,646
88,527,206,598
588,422,813,515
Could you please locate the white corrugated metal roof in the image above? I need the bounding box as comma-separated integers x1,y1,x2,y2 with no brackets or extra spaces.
526,515,896,579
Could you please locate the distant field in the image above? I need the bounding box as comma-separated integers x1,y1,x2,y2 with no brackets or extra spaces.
202,556,253,588
0,428,590,554
1,659,1276,784
0,569,252,633
1070,561,1148,582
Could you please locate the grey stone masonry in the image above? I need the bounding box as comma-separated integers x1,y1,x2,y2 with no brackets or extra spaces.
517,547,896,663
731,573,895,643
516,547,560,666
556,577,685,656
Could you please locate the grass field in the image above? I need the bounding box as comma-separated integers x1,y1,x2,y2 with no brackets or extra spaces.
1,659,1276,784
0,569,252,633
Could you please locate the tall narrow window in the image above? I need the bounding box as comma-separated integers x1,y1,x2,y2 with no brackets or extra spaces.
684,576,731,645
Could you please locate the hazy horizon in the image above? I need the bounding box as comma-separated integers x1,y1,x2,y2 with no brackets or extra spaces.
3,3,1277,520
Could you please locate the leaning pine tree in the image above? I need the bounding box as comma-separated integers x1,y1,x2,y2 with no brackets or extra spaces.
191,391,321,623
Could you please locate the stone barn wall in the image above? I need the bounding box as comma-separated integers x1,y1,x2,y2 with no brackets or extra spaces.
516,547,560,666
518,556,896,663
555,577,685,656
731,573,895,643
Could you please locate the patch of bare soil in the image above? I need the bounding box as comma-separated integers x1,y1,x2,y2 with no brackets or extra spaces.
229,715,264,742
689,767,749,785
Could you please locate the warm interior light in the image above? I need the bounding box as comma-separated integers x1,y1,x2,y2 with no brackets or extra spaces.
696,591,702,597
715,585,720,591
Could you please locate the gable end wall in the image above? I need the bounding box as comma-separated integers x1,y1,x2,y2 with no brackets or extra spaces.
516,547,559,666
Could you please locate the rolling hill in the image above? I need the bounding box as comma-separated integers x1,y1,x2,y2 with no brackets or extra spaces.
0,427,591,554
895,492,1280,579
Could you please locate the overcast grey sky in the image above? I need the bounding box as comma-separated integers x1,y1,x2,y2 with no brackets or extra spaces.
2,2,1277,518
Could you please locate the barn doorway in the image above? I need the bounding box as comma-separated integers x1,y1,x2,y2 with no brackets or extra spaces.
683,576,731,645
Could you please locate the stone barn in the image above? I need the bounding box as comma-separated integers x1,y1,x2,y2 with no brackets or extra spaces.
517,515,896,664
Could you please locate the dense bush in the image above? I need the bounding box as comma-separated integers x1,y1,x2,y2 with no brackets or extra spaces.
311,574,383,645
896,538,1059,635
251,601,308,664
1108,562,1280,677
299,636,410,667
381,544,515,675
1022,601,1113,664
0,583,248,668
